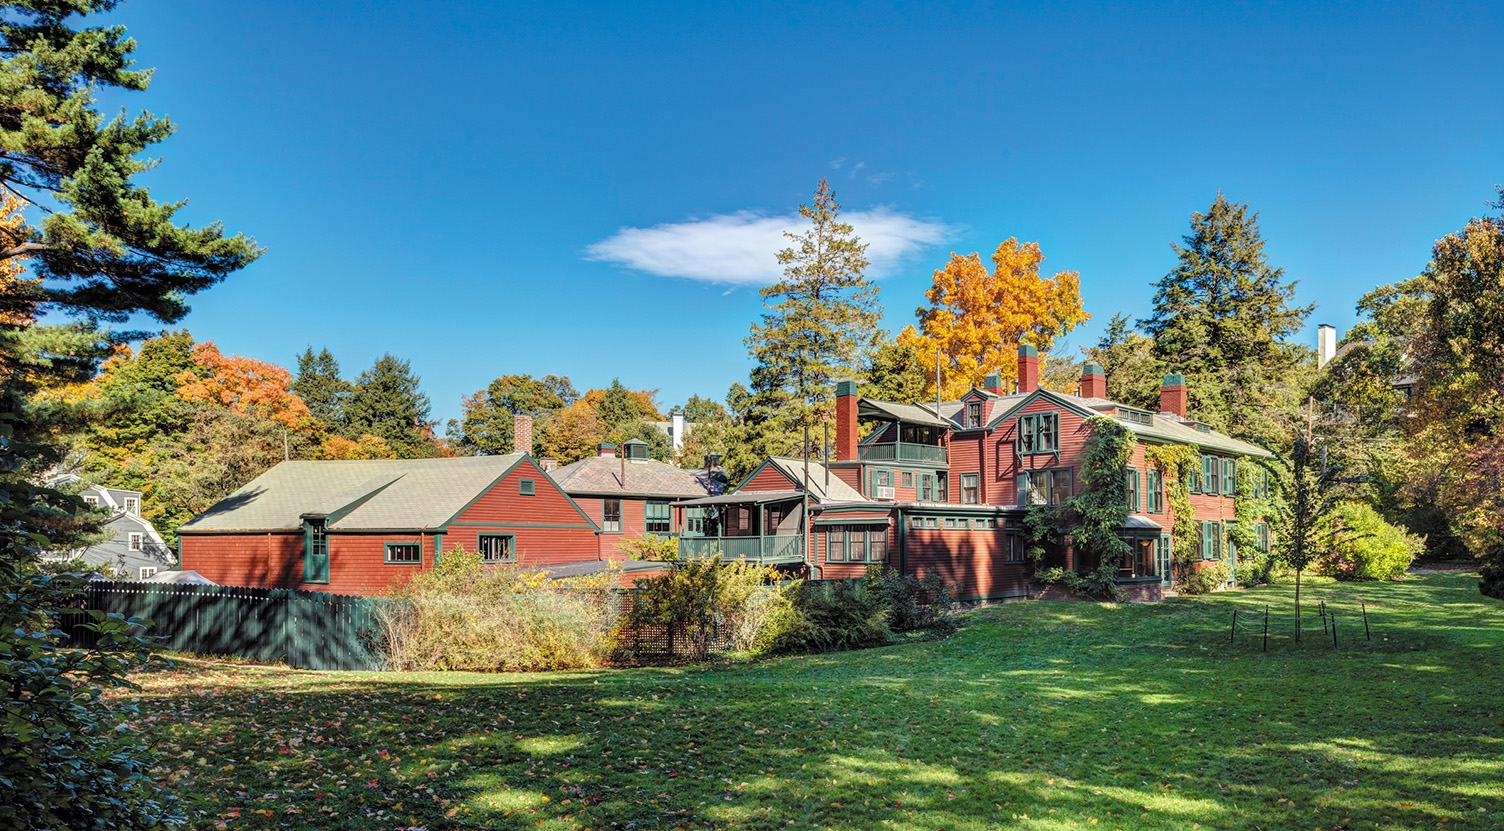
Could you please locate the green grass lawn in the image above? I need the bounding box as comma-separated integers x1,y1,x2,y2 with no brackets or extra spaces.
125,573,1504,830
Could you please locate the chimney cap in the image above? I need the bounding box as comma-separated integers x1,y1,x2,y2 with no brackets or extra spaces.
835,379,859,397
1162,373,1186,387
1318,323,1336,330
1082,363,1105,376
1017,344,1038,358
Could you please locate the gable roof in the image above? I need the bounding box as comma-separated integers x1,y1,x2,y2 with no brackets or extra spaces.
547,455,715,498
984,388,1274,458
178,455,536,533
747,457,867,503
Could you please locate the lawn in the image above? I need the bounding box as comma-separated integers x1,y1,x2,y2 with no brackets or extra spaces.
124,573,1504,830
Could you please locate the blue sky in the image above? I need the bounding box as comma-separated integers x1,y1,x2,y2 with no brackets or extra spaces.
100,1,1502,424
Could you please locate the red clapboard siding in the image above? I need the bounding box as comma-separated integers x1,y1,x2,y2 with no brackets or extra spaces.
814,521,890,579
905,528,1030,602
443,524,600,569
180,533,303,590
325,533,428,595
832,466,861,491
742,465,796,492
454,459,595,529
986,398,1093,506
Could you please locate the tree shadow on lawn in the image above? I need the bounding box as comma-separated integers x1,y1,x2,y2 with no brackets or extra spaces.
131,574,1503,830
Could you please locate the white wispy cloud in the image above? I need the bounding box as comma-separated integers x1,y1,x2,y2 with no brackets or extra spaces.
585,208,953,286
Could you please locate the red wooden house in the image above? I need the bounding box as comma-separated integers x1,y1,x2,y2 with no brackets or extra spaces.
672,346,1273,602
178,454,601,595
545,439,718,560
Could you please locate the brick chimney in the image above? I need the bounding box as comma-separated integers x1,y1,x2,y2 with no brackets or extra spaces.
597,442,616,457
539,457,558,471
835,380,859,461
514,413,534,455
1016,345,1039,394
1160,373,1188,418
1080,363,1106,399
984,373,1005,395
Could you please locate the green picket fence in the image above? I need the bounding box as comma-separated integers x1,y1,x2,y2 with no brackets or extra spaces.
59,581,385,671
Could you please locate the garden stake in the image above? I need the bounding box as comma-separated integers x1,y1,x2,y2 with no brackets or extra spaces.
1231,610,1237,643
1331,612,1338,647
1263,604,1268,652
1362,601,1370,641
1320,600,1328,634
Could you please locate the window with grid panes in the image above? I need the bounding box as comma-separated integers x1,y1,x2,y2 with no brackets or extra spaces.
1017,413,1060,454
826,526,846,562
901,471,913,488
1126,467,1141,512
1004,532,1025,563
1146,469,1163,513
385,542,422,564
645,500,671,534
602,499,622,533
919,474,933,502
1049,469,1071,505
960,473,979,504
479,534,514,563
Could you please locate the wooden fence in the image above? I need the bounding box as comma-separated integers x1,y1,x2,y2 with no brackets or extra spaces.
59,582,384,671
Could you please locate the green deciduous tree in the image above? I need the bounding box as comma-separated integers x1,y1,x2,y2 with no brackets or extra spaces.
862,339,928,403
344,354,439,458
1141,194,1313,443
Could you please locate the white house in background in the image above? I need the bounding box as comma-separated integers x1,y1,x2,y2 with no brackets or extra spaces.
648,413,698,455
44,475,176,580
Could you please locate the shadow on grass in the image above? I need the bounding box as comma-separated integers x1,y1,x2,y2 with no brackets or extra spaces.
129,573,1504,830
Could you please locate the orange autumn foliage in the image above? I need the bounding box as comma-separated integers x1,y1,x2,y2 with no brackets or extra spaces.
582,387,664,420
899,238,1089,399
175,342,313,429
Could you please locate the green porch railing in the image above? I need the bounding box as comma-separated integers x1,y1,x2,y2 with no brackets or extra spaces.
678,535,806,564
858,441,947,464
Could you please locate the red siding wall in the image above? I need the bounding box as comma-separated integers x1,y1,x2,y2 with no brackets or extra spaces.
743,465,796,492
814,518,892,580
180,533,304,590
567,495,661,560
905,527,1030,602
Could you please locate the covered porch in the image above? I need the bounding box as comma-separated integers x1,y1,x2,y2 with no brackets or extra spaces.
672,490,807,565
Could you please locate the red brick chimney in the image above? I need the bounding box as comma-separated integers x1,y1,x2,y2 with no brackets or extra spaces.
1160,373,1188,418
1016,345,1039,394
514,413,534,455
597,442,616,457
984,373,1005,395
1080,363,1106,399
835,380,859,461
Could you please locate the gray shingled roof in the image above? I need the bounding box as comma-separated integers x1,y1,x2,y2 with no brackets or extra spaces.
547,456,713,498
763,458,868,503
178,455,531,533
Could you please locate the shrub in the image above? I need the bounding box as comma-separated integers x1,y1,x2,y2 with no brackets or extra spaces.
1317,501,1421,581
617,553,776,662
863,566,956,631
378,547,618,672
760,579,893,654
1176,561,1228,595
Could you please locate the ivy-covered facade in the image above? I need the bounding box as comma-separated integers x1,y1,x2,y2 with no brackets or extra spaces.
683,347,1275,602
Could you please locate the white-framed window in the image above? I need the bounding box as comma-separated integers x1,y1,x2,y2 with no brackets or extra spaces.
138,567,156,580
124,497,139,515
128,532,143,551
385,542,422,564
83,495,99,507
602,499,622,533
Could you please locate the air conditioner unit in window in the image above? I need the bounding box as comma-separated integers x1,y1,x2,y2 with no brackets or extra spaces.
875,486,896,500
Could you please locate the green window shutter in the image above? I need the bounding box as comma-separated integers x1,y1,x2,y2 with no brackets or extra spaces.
1200,521,1211,560
1016,472,1029,506
1188,464,1200,495
519,478,536,496
1225,459,1237,496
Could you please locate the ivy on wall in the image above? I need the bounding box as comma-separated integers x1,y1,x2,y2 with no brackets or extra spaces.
1034,415,1138,599
1145,443,1201,587
1229,460,1279,585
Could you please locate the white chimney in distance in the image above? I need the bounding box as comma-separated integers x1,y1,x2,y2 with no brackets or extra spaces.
1317,324,1337,368
671,412,685,454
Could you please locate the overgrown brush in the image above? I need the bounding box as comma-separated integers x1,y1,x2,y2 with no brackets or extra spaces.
378,547,619,672
616,546,776,662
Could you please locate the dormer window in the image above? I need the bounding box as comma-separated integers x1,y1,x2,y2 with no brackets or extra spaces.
82,495,99,507
123,497,139,515
623,439,650,461
965,402,982,429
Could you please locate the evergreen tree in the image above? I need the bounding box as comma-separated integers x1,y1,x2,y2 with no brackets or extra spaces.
597,378,646,430
291,347,352,430
0,3,260,825
746,179,882,432
344,355,437,458
1141,194,1313,442
447,374,569,456
1081,313,1162,409
862,339,928,403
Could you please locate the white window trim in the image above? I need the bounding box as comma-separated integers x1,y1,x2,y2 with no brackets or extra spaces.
128,532,143,551
139,567,156,580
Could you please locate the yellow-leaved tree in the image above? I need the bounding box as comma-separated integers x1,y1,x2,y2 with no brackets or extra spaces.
898,238,1088,399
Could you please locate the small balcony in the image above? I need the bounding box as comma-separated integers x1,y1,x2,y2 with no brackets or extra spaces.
858,441,947,465
677,534,806,564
